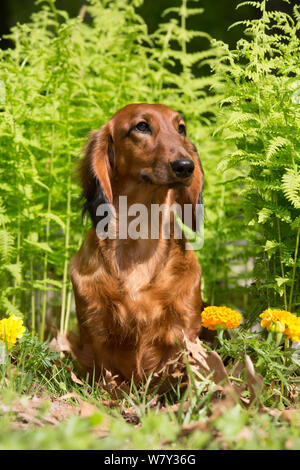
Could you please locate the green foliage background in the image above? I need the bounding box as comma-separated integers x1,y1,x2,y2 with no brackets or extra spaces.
0,0,299,339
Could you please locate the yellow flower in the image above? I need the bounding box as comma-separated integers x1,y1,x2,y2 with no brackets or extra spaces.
201,306,242,331
285,317,300,342
0,315,26,350
259,309,293,331
259,309,300,342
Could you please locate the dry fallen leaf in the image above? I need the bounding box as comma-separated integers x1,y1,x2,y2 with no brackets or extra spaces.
0,393,79,430
59,392,82,401
121,407,139,424
48,332,72,354
182,333,210,373
147,394,159,408
59,391,101,418
210,385,239,418
98,400,119,408
228,360,245,379
17,412,43,427
280,409,300,425
79,400,98,418
178,421,207,438
160,399,190,415
71,371,84,386
206,351,232,386
244,354,264,404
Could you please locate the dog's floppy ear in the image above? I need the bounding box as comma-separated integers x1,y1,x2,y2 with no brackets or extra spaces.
80,124,114,225
175,144,204,232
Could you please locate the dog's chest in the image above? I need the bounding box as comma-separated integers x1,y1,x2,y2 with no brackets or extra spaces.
123,266,152,300
117,239,170,301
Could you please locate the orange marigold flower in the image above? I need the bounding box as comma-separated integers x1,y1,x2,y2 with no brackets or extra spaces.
0,315,26,350
201,306,242,331
259,309,294,332
285,317,300,342
259,309,300,342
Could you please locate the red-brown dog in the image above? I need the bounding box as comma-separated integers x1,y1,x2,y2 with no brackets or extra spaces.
70,103,204,382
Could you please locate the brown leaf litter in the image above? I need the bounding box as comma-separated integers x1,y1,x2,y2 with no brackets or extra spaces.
49,331,273,413
0,394,79,430
3,331,299,438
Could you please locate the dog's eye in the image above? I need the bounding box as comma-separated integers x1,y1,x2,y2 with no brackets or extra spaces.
135,121,151,133
178,124,186,136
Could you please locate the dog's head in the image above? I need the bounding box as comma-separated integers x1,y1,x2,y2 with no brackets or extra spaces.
80,103,204,228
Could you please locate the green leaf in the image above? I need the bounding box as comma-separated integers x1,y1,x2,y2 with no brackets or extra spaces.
258,208,272,224
265,240,280,258
24,239,53,253
3,263,22,284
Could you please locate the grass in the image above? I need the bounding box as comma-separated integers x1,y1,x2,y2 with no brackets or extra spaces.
0,330,299,450
1,402,299,451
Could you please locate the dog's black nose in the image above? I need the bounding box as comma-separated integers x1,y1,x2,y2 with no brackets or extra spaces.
170,159,194,179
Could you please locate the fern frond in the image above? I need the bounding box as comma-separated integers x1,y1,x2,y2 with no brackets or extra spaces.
266,137,291,160
3,263,22,284
0,297,23,317
0,230,14,261
236,1,263,10
282,168,300,209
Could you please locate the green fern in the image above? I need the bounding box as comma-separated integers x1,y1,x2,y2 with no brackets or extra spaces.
1,0,299,333
214,0,300,316
0,230,15,261
0,0,227,331
282,168,300,209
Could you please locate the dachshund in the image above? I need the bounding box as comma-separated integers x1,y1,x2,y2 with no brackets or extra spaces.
70,103,205,383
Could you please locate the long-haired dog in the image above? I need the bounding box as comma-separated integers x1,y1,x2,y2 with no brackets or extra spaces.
70,103,204,383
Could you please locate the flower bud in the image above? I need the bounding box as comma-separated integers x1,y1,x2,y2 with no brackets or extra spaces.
270,320,285,334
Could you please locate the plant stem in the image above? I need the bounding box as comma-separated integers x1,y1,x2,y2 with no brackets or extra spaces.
288,227,300,312
181,0,187,57
40,126,54,342
60,106,71,334
30,259,35,336
281,337,289,397
60,177,71,334
64,289,72,334
277,217,287,310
